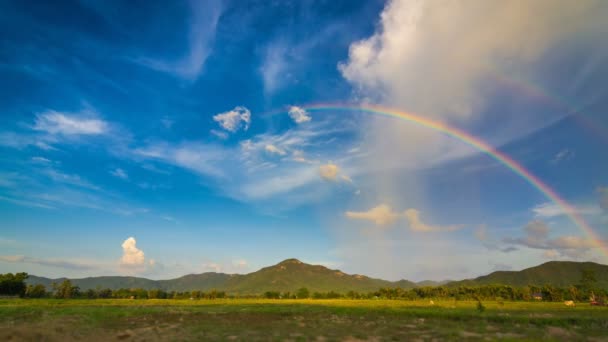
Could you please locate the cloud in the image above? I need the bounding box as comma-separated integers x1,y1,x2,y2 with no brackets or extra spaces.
490,262,513,271
31,157,52,164
598,187,608,210
551,148,575,164
134,141,226,178
319,163,340,181
110,168,128,180
33,110,108,136
260,41,289,95
201,259,249,274
532,202,602,218
403,209,462,232
0,255,100,271
0,195,55,209
210,129,229,140
543,250,559,258
288,106,311,124
213,106,251,133
338,0,608,200
345,204,401,226
265,144,286,156
504,220,600,258
345,204,462,232
120,237,145,267
339,0,606,119
133,0,222,80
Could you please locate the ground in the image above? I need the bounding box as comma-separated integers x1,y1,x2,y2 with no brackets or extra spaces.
1,299,607,341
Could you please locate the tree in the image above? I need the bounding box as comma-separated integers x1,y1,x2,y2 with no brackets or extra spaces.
53,280,80,299
296,287,310,299
26,284,47,298
579,269,597,296
0,272,29,297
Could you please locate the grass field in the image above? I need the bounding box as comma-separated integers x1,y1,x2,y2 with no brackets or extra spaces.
1,299,607,341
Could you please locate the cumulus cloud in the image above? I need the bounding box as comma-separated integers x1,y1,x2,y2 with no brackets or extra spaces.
265,144,286,156
339,0,606,119
345,204,401,226
504,220,600,258
33,110,108,136
288,106,311,124
213,106,251,133
120,237,145,267
319,163,340,181
110,168,128,180
345,204,460,232
403,209,462,232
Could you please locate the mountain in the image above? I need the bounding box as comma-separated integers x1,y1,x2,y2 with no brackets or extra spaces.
26,259,416,294
446,261,608,288
25,259,608,294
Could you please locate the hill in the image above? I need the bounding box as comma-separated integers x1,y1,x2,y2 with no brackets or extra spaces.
446,261,608,288
26,259,417,294
26,259,608,294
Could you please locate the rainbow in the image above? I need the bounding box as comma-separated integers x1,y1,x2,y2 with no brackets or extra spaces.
298,103,607,258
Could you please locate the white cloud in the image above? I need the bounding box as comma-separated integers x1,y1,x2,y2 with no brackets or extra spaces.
265,144,286,155
339,0,606,119
213,106,251,133
132,0,222,80
210,129,229,140
345,204,462,232
120,237,145,267
532,202,602,218
404,209,462,232
345,204,401,226
338,0,608,202
33,110,108,135
31,157,52,164
260,41,289,95
288,106,311,124
110,168,128,180
551,148,575,164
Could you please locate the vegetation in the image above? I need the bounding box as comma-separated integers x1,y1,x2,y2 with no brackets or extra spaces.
0,272,28,297
24,259,608,294
1,299,607,341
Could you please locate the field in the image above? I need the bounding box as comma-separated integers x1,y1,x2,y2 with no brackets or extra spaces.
1,299,607,341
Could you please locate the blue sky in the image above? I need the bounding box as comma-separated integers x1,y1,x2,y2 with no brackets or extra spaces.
1,0,607,281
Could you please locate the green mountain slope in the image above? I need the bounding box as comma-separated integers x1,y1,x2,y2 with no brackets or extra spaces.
447,261,608,288
25,259,608,294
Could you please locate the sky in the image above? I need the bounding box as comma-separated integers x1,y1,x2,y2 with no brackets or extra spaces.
1,0,607,282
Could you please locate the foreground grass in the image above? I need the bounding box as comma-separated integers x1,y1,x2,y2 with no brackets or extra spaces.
1,299,607,341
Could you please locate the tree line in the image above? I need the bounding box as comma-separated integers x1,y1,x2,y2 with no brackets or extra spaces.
1,270,604,302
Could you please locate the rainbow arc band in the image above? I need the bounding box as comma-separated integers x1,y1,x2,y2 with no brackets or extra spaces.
298,103,606,259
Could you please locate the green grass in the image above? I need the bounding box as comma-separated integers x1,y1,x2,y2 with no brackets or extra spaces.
1,299,607,341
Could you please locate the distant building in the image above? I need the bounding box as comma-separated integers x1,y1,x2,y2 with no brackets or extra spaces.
532,293,542,300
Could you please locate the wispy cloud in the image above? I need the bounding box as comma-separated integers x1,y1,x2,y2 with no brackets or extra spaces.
0,255,101,271
132,0,222,80
551,148,575,164
110,168,128,180
532,202,602,218
33,110,108,136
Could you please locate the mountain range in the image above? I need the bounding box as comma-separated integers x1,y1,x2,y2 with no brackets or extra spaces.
25,259,608,294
